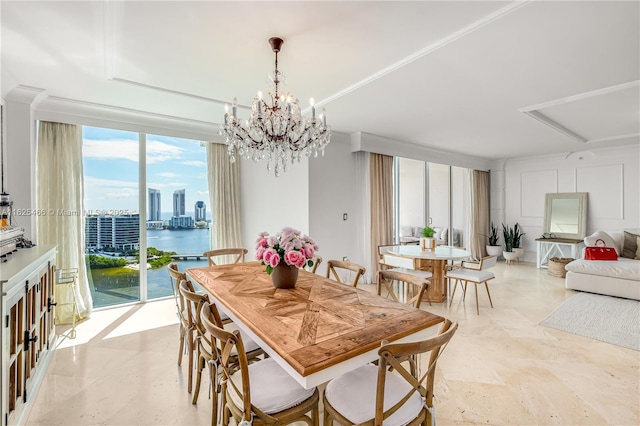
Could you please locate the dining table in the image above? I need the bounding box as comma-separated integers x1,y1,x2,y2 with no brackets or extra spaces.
186,261,444,390
383,245,471,302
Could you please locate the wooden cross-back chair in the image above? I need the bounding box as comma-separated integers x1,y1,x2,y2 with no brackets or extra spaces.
200,301,320,426
377,269,432,309
203,248,248,266
325,259,366,287
167,264,190,369
179,281,263,422
304,255,323,274
322,320,458,426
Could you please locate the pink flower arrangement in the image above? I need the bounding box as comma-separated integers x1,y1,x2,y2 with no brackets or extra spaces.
255,227,319,275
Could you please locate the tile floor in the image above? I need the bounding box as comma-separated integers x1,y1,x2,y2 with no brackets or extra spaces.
25,261,639,425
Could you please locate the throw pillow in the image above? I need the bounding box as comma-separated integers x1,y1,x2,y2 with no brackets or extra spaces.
414,226,424,237
622,231,639,259
636,236,640,260
584,231,619,254
400,226,414,238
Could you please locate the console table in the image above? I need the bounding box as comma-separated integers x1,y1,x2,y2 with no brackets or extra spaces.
535,238,584,269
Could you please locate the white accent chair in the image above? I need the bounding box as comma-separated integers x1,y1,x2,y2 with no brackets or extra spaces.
446,255,497,315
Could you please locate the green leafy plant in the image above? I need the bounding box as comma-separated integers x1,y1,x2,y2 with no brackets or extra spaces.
502,223,514,252
421,226,436,238
488,222,500,246
502,223,526,251
513,222,526,248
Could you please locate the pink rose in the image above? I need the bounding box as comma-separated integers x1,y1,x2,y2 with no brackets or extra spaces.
302,245,314,259
255,246,265,260
269,252,281,268
263,248,276,265
285,250,306,268
267,235,278,247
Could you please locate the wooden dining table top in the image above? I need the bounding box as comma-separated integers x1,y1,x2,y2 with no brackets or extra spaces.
186,261,444,386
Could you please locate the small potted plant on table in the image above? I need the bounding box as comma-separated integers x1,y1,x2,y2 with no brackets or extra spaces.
420,226,437,251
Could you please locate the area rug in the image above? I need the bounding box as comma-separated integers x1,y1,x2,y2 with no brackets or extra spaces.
540,292,640,351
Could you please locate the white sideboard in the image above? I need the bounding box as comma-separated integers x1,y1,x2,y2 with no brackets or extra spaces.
1,245,57,426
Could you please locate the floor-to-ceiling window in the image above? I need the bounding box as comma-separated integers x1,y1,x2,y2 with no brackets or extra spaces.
395,157,470,248
83,126,209,308
144,134,209,299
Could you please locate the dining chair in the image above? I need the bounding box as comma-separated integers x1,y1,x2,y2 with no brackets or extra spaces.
203,248,248,266
200,300,320,426
446,255,497,315
377,244,403,271
179,282,263,409
304,255,323,274
322,319,458,426
377,269,432,308
325,259,366,287
168,264,189,368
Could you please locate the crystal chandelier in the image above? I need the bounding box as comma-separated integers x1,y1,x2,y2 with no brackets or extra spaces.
218,37,331,177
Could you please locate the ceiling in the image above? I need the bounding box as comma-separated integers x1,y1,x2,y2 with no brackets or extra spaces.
2,1,639,161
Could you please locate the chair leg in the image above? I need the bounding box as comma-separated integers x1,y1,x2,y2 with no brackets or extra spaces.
474,283,479,315
186,331,194,393
462,281,468,301
192,353,203,405
178,325,185,366
448,279,459,307
484,282,494,308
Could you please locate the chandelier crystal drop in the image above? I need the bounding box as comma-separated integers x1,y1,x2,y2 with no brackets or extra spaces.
218,37,331,177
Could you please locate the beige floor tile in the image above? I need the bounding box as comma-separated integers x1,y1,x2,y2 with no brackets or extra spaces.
25,262,640,426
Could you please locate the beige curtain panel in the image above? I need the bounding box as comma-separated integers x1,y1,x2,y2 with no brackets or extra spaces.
370,153,394,279
37,121,93,323
470,170,490,260
207,143,242,252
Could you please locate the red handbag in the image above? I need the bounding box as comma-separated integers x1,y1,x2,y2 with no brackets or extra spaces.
584,239,618,261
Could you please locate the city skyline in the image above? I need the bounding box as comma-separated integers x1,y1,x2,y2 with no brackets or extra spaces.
82,126,209,214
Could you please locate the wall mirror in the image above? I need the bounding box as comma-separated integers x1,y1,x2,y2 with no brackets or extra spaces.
543,192,588,240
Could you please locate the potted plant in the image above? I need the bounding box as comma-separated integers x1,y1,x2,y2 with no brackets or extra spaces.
420,226,437,251
485,222,502,257
502,223,518,263
512,222,526,260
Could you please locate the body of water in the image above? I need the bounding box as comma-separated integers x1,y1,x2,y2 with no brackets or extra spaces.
89,228,213,308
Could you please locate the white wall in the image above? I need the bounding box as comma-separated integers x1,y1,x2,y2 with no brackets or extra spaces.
491,145,640,262
239,155,310,259
308,132,360,273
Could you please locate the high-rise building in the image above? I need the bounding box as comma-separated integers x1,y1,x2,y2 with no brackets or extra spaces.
173,189,185,217
84,213,140,250
194,201,206,222
148,188,161,221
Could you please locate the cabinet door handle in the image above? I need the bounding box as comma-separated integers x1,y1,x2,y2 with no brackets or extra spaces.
47,297,57,312
24,331,38,351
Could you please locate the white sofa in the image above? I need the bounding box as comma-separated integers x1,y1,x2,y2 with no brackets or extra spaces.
565,230,640,301
399,225,461,247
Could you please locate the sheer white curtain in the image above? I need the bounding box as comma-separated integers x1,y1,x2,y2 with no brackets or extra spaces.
355,151,372,282
206,142,242,250
37,121,92,321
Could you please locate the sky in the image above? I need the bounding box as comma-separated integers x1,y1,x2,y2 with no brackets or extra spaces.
82,126,210,218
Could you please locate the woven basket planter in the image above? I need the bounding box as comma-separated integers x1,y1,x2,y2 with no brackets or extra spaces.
548,257,574,278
